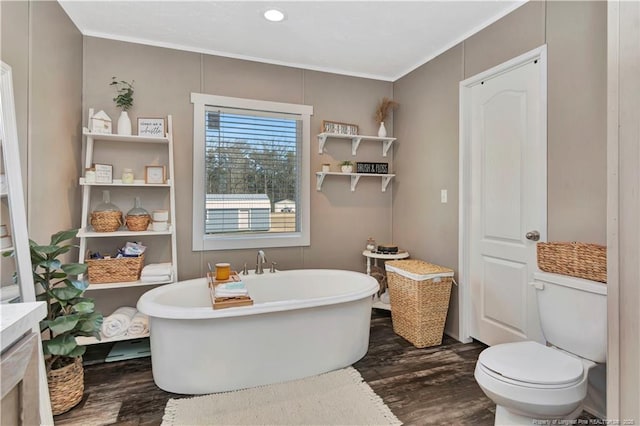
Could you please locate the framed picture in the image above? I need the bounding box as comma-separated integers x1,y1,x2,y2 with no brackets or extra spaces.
321,120,359,136
137,118,166,138
93,163,113,183
145,165,166,184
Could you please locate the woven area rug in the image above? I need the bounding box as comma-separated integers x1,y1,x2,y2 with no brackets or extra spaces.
161,367,401,425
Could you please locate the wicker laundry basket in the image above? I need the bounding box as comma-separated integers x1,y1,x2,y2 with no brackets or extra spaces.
537,242,606,283
386,260,454,348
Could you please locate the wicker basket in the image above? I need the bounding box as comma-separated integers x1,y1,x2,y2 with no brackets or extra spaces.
537,242,606,283
90,210,123,232
386,260,454,348
47,357,84,415
86,254,144,284
125,214,151,231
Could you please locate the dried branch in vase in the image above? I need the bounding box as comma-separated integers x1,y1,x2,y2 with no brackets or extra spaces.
374,97,399,124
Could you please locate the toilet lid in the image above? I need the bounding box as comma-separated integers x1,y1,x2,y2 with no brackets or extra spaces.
479,341,583,386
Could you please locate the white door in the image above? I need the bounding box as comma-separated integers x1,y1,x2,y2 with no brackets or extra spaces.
461,47,547,346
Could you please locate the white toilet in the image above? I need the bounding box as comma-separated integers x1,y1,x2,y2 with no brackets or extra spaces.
474,272,607,425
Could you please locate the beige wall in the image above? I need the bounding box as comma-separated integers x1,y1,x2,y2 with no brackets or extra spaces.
392,0,607,337
0,1,83,242
82,37,392,312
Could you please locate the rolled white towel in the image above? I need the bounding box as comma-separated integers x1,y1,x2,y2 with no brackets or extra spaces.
127,312,149,337
141,263,172,278
101,306,137,338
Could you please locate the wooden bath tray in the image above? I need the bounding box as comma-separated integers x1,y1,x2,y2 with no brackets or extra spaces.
207,271,241,288
209,288,254,310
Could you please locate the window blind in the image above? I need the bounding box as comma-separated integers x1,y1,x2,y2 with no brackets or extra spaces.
204,107,301,235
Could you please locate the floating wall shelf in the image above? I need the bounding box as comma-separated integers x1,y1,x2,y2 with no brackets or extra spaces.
315,172,395,192
317,132,396,157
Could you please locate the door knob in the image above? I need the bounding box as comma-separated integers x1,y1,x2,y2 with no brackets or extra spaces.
525,230,540,241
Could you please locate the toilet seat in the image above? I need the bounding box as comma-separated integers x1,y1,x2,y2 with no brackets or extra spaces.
478,341,583,387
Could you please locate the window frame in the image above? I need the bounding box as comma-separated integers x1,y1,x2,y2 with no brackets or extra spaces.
191,93,313,251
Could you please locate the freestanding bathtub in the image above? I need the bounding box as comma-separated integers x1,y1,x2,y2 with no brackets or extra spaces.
137,269,378,394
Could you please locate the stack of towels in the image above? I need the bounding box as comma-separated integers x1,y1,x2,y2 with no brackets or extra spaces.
101,306,149,338
141,263,173,283
214,281,249,298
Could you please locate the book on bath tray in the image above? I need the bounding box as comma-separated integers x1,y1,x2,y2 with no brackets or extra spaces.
207,272,254,310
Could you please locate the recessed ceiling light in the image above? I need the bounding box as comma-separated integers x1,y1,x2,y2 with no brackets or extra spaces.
263,9,286,22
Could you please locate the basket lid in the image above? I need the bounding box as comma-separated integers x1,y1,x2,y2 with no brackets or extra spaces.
385,259,454,281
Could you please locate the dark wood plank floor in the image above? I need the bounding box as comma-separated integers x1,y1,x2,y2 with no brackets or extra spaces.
54,310,496,425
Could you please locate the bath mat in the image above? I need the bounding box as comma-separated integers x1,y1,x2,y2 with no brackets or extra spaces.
161,367,401,425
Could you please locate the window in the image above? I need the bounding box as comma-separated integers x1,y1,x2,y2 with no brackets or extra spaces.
192,93,312,250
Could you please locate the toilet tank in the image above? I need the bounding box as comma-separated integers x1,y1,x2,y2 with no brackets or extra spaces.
533,272,607,363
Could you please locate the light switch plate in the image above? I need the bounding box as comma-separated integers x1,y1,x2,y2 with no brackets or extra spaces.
441,189,448,203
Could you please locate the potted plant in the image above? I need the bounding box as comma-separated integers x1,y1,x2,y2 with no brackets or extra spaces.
28,229,103,415
374,97,399,138
340,160,354,173
110,76,134,136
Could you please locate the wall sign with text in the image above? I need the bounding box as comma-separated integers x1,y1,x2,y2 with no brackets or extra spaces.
137,118,166,138
356,162,389,174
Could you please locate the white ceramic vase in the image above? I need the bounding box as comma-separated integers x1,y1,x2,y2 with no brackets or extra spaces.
341,165,353,173
117,111,132,135
378,122,387,138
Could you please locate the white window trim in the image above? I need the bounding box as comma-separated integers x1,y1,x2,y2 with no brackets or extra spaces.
191,93,313,251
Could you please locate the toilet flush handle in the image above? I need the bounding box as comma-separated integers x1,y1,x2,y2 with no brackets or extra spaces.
529,281,545,290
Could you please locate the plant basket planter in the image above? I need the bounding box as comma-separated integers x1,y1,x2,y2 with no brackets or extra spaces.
47,357,84,415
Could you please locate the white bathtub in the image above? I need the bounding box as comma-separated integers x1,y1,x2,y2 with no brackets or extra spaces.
137,269,378,394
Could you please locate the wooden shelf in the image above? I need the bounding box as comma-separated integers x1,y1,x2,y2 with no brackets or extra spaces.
79,178,171,187
78,226,173,238
317,132,396,157
76,332,150,346
85,278,173,290
0,246,14,254
315,172,395,192
82,128,169,144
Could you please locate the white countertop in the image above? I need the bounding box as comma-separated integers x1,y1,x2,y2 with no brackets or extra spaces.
0,302,47,352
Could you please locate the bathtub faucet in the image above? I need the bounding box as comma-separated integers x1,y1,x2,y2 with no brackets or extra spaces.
256,250,267,274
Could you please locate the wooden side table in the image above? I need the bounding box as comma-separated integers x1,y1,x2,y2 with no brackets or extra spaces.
363,250,409,310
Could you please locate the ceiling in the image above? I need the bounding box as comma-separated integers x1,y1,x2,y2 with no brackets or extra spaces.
58,1,527,82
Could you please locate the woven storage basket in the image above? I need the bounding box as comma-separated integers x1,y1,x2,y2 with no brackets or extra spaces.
125,214,151,231
90,210,123,232
386,260,454,348
47,357,84,415
86,254,144,284
537,242,606,283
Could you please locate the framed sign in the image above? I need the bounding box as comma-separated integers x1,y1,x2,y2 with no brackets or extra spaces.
321,120,358,136
137,118,165,138
93,163,113,183
356,162,389,174
145,165,166,184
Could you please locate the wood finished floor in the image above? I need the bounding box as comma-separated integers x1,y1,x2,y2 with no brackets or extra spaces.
55,310,494,425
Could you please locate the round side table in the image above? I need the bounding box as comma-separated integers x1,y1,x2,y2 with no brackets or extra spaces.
362,249,410,275
363,250,410,311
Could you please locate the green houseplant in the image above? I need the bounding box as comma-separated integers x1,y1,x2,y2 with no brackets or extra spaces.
340,160,354,173
110,77,134,135
28,229,102,414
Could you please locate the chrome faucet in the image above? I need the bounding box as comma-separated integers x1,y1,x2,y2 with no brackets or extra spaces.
255,250,267,274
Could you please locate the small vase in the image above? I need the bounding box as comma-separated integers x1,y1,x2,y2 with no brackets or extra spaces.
117,111,132,135
341,165,353,173
377,122,387,138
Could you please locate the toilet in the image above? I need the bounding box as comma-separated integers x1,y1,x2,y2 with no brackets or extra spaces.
474,272,607,425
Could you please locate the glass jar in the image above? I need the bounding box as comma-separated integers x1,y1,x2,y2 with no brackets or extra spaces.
122,168,134,184
85,168,96,184
126,196,149,217
366,237,376,251
94,190,120,212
